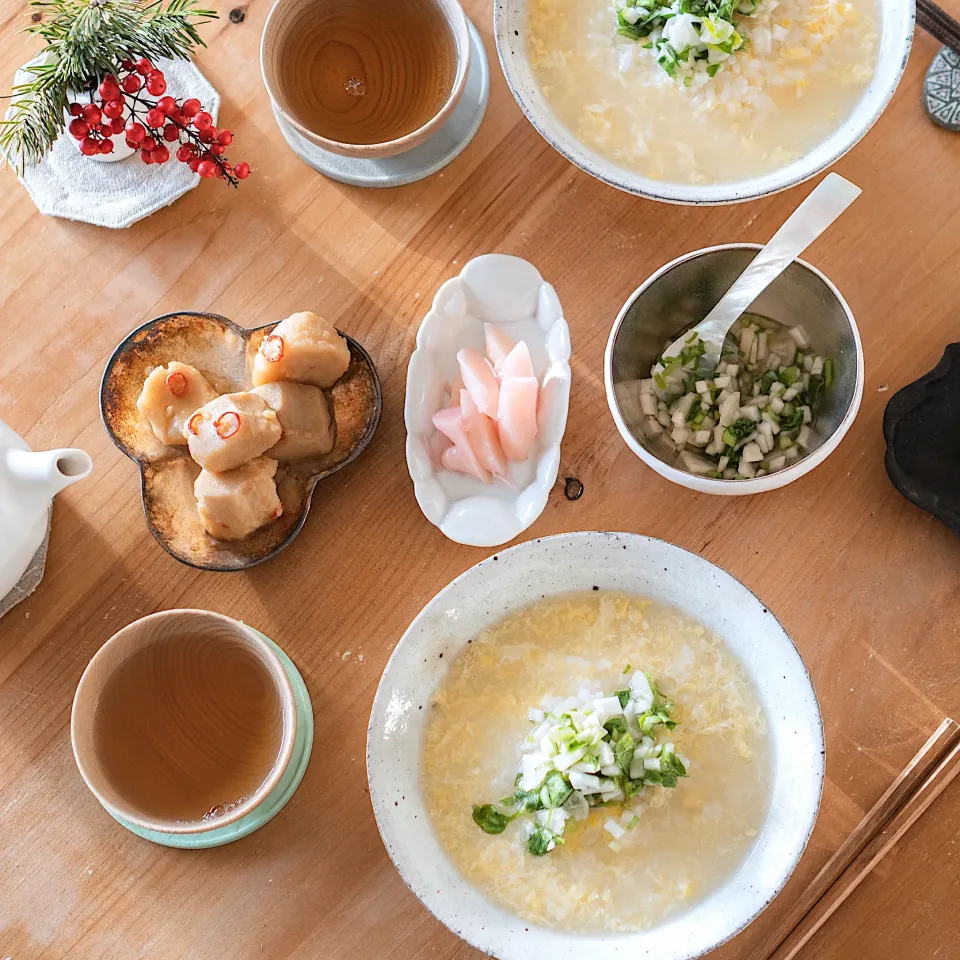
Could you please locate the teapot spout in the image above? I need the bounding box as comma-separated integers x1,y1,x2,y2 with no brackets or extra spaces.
5,447,93,499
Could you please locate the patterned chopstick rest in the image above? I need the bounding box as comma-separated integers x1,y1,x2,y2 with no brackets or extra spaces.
925,46,960,132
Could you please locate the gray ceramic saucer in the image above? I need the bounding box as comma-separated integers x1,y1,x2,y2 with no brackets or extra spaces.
271,20,489,188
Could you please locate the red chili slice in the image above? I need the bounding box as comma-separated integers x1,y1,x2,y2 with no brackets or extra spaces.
166,371,188,397
214,411,241,440
273,504,283,520
261,334,284,363
187,412,204,436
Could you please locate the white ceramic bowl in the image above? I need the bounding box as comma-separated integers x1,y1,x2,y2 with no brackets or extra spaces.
405,254,571,547
493,0,914,204
367,531,824,960
605,244,864,496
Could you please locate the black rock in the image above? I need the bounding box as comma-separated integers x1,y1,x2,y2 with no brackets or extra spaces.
883,343,960,537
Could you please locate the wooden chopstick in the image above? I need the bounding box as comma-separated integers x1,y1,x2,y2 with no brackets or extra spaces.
917,0,960,53
770,736,960,960
752,718,960,960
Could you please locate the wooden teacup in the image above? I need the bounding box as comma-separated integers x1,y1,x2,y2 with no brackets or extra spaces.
260,0,471,159
71,610,297,835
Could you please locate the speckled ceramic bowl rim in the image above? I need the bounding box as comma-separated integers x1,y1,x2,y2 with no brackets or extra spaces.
604,243,864,496
493,0,915,204
71,610,298,835
99,311,383,572
366,531,825,960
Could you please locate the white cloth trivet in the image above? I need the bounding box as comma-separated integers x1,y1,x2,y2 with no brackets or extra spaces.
0,511,49,619
3,57,219,229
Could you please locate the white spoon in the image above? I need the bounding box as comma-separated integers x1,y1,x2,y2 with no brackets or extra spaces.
653,172,861,395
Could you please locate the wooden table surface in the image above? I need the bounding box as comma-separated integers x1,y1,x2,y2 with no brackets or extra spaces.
2,1,960,957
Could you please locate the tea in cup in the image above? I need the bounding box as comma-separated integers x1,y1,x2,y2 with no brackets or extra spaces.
260,0,471,158
71,610,297,835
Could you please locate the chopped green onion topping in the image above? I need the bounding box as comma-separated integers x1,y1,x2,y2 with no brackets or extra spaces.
473,804,511,834
780,365,800,387
614,0,759,80
472,671,687,856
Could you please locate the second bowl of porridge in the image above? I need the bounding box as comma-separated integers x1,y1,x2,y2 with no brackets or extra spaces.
494,0,913,203
367,532,824,960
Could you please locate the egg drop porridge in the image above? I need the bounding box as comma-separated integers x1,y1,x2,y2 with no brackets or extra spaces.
421,591,770,933
527,0,879,184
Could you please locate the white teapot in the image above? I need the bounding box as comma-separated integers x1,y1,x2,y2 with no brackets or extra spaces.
0,418,93,603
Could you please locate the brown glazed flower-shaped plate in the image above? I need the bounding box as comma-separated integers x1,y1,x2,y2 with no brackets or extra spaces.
101,312,382,571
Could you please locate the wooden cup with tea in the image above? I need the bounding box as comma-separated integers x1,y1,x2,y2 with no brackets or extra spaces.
71,610,297,835
260,0,471,158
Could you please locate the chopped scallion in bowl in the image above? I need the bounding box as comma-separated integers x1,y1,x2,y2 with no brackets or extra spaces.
605,244,864,495
640,315,831,480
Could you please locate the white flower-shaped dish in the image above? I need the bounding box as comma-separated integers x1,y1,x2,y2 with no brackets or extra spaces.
405,254,571,547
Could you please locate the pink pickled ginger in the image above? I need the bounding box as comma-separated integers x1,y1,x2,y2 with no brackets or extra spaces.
484,324,516,373
501,341,535,379
432,405,492,482
441,443,491,483
457,347,499,418
497,376,539,462
460,389,507,478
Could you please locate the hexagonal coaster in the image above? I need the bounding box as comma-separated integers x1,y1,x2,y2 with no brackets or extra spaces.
2,57,220,228
925,46,960,131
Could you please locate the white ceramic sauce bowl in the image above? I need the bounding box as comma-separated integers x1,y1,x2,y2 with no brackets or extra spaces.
605,244,864,496
367,531,824,960
405,254,571,547
493,0,914,204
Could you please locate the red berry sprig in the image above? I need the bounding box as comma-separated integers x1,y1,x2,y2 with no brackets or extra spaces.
66,58,250,186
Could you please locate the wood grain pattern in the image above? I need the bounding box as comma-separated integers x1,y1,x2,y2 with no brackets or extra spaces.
771,739,960,960
1,1,960,958
754,719,960,960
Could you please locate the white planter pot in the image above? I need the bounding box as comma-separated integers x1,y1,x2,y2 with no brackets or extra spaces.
66,86,136,162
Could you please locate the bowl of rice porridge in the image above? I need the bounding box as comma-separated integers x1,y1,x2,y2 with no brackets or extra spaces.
367,532,824,960
494,0,914,203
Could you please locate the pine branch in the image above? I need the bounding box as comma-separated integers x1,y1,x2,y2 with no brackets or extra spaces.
0,0,217,170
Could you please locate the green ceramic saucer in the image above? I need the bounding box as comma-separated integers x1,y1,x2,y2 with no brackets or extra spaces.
106,630,313,849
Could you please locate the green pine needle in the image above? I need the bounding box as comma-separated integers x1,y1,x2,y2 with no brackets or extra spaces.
0,0,217,170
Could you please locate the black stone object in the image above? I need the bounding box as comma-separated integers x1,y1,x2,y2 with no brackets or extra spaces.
883,343,960,537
